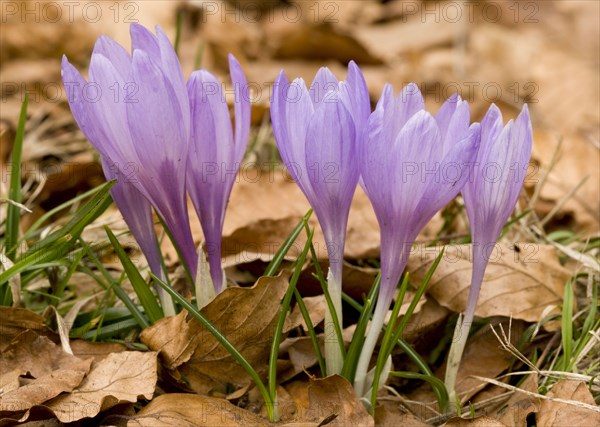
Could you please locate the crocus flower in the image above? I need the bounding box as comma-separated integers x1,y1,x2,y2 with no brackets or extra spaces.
186,54,251,294
445,104,532,400
355,84,481,395
99,157,177,314
270,62,370,374
61,24,198,279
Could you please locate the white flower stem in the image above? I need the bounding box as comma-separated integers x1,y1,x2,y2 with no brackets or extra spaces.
354,299,388,396
325,268,344,375
444,246,487,407
158,289,177,317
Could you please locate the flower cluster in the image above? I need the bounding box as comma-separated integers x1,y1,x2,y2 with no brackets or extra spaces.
62,24,250,305
63,24,532,391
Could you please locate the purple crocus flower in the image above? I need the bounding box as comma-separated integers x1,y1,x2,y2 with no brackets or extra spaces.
61,24,198,279
186,54,251,294
355,84,481,395
445,104,532,399
270,62,370,374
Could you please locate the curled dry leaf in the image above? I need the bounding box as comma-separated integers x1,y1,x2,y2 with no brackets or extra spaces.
141,275,288,394
126,393,268,427
408,244,570,323
0,307,49,351
536,379,600,427
0,330,92,414
41,351,158,423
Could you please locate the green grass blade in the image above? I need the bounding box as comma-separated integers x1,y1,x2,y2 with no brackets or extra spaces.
81,317,139,341
293,288,326,376
105,226,163,323
80,238,149,329
392,248,445,345
52,249,85,304
22,184,105,241
151,272,276,422
341,274,381,381
174,9,183,55
5,95,28,260
23,180,114,254
157,214,194,285
269,227,314,407
264,209,312,277
0,235,72,288
370,273,410,409
562,278,574,371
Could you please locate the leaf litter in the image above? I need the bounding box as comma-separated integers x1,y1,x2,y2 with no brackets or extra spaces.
1,0,599,425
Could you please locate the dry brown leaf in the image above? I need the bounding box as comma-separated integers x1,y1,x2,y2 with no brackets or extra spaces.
531,129,600,234
41,351,157,423
141,275,288,394
444,416,508,426
434,321,523,404
375,399,429,427
399,298,450,344
273,24,383,65
279,337,322,383
536,379,600,427
303,375,373,426
408,244,570,322
69,340,126,363
127,393,269,427
0,307,49,351
496,374,540,427
0,331,92,413
290,295,326,333
354,18,458,63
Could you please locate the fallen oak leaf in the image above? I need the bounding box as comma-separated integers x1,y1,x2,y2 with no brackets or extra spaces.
126,393,269,427
496,374,540,427
537,379,600,426
38,351,157,423
141,275,288,394
0,331,92,413
408,244,570,323
304,375,373,426
0,307,50,351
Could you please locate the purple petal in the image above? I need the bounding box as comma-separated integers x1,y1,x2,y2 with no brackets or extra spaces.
228,54,251,164
304,93,357,273
272,74,316,200
345,61,371,127
126,49,197,276
309,67,339,105
101,156,162,277
361,87,392,218
156,26,190,139
385,83,424,144
415,122,481,225
87,53,136,163
305,93,358,220
61,57,102,151
92,35,131,79
130,23,160,61
436,95,470,154
391,110,442,217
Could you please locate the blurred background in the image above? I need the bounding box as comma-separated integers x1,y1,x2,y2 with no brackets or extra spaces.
1,0,598,258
